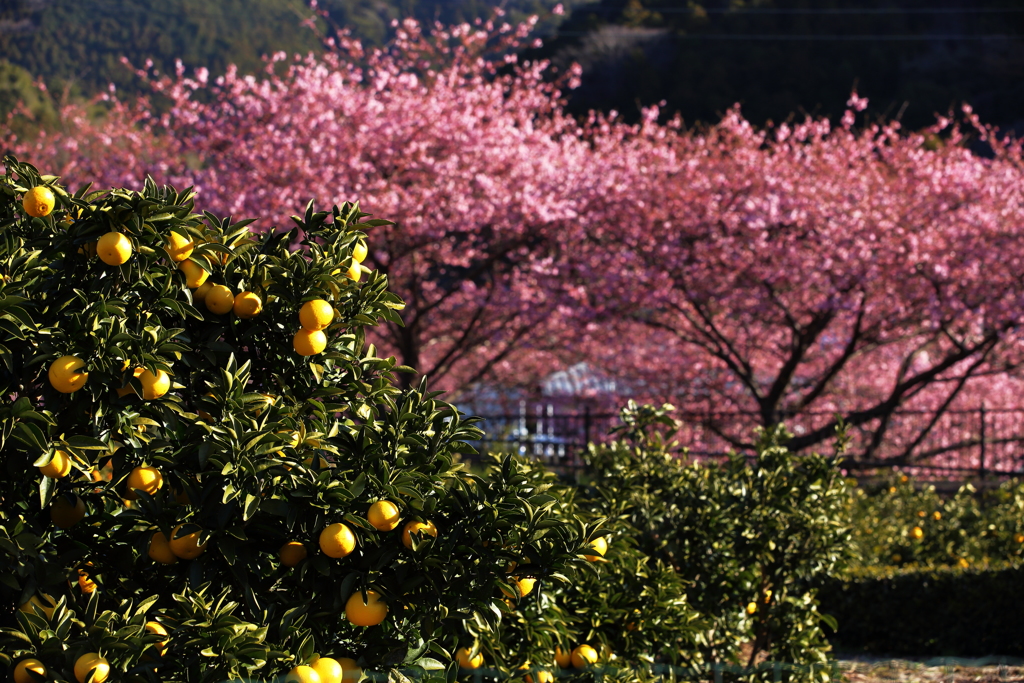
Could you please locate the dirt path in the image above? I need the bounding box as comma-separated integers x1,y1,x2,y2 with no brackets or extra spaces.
839,657,1024,683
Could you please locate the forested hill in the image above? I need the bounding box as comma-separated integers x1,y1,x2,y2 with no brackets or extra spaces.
534,0,1024,131
3,0,1024,133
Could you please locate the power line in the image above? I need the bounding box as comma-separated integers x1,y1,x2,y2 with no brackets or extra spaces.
564,5,1024,14
535,32,1021,40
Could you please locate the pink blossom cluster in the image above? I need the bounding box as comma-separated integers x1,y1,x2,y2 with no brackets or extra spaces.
8,17,1024,467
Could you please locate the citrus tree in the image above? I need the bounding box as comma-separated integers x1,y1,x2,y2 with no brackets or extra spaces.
0,156,586,683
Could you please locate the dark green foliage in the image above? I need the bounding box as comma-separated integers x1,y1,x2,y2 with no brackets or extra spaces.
819,563,1024,657
0,157,585,683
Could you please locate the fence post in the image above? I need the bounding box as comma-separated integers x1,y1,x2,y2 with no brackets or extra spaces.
979,401,987,480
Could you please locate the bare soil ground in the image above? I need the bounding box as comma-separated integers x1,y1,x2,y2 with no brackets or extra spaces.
839,658,1024,683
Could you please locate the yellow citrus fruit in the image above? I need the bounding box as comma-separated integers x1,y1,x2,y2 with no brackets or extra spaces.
145,620,169,654
234,291,262,318
119,368,170,400
319,523,356,559
51,494,86,528
346,260,361,282
1015,533,1024,544
501,577,536,599
311,657,343,683
166,231,195,262
910,526,924,540
97,231,133,266
169,523,207,559
192,281,213,308
19,593,56,619
179,259,210,288
126,466,164,498
78,568,97,594
367,500,401,531
933,511,942,521
293,329,327,356
299,299,334,331
280,541,308,567
286,665,322,683
345,589,388,626
570,645,598,669
554,648,572,669
13,658,46,683
401,520,438,549
39,449,72,478
746,601,758,615
584,536,608,562
148,531,178,564
205,284,234,314
23,186,55,217
74,653,110,683
525,670,553,683
352,239,368,263
456,648,483,669
337,658,361,682
48,355,88,393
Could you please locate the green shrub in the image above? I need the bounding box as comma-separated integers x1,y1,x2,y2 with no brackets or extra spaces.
819,563,1024,656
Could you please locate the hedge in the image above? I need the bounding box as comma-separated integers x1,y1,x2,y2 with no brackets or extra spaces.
819,563,1024,656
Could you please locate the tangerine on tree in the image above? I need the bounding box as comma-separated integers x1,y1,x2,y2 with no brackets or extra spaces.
570,645,598,669
179,258,210,288
456,647,484,669
97,231,133,266
279,541,308,567
38,449,72,478
48,355,88,393
287,665,322,683
126,465,163,498
233,291,262,318
22,185,55,217
345,589,388,626
73,654,110,683
293,329,327,356
50,494,86,528
169,524,207,559
147,531,178,564
367,500,401,531
78,568,97,594
13,659,46,683
319,522,356,559
311,657,343,683
166,230,195,262
205,284,235,314
299,299,335,330
336,658,361,682
553,648,572,668
401,520,438,549
584,536,608,561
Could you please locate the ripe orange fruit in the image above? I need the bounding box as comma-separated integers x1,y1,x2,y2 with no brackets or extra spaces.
169,523,207,559
279,541,308,567
19,593,56,619
126,466,164,498
570,645,598,669
74,653,110,683
286,665,321,683
336,658,361,682
933,511,942,521
145,620,169,655
554,648,572,669
78,568,97,593
179,259,210,288
501,577,536,599
166,231,194,262
910,526,924,540
352,239,368,263
584,536,608,562
293,329,327,356
23,186,55,217
97,231,133,266
51,494,86,528
346,260,361,282
311,657,343,683
746,601,758,615
148,531,178,564
118,368,171,400
401,520,438,549
1015,532,1024,544
233,291,262,318
192,281,213,308
524,669,553,683
456,648,483,669
205,284,234,315
319,523,356,559
345,589,388,626
13,658,46,683
299,299,334,331
367,500,401,531
48,355,88,393
39,449,72,478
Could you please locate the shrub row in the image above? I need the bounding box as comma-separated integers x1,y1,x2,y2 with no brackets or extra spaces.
819,563,1024,657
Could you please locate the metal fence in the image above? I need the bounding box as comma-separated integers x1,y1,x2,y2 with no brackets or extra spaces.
466,402,1024,480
